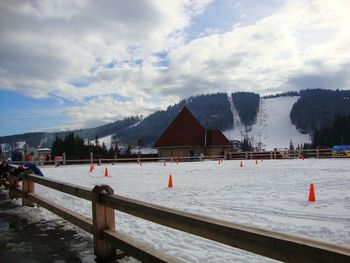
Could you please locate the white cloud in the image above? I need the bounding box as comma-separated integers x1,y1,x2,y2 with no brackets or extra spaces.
0,0,208,98
1,0,350,130
61,95,175,129
159,0,350,95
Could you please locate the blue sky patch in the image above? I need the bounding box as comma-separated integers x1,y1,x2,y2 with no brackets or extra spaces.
0,90,70,136
69,78,90,88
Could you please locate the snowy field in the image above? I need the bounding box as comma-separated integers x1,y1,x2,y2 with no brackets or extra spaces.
12,159,350,262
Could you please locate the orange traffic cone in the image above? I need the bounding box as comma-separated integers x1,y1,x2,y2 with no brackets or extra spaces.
168,175,173,188
301,155,305,160
104,167,108,177
240,161,243,168
89,164,93,172
308,183,316,202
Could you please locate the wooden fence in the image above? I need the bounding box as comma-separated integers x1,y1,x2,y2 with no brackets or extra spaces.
226,148,333,160
6,173,350,262
10,148,334,167
10,155,226,167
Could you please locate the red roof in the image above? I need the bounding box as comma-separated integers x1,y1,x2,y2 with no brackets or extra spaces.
154,107,205,147
154,107,229,148
206,130,229,146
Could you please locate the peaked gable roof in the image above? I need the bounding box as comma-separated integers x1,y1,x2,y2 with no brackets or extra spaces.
206,130,229,146
154,107,206,148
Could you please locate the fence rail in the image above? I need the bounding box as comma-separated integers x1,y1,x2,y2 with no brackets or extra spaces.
226,148,333,160
10,155,226,167
9,148,335,167
6,173,350,262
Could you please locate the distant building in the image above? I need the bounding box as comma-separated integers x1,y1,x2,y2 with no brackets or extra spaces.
37,148,52,161
153,107,229,158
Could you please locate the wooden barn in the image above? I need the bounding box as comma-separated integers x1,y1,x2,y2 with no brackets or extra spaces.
153,107,229,158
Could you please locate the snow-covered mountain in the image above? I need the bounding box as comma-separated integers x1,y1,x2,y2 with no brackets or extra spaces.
3,89,349,150
224,96,311,150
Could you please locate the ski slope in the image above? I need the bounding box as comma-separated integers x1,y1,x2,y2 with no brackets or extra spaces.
9,159,350,262
224,96,311,150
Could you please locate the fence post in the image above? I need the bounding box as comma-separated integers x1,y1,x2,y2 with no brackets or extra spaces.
8,174,15,199
92,185,116,261
316,148,320,158
22,173,35,207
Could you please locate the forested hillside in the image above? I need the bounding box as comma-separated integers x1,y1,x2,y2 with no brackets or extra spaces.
72,117,140,141
0,117,140,148
114,93,233,145
312,115,350,147
231,92,260,126
0,132,49,148
0,93,233,148
290,89,350,133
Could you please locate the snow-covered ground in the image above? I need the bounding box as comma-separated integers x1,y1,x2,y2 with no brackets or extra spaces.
10,159,350,262
224,96,311,150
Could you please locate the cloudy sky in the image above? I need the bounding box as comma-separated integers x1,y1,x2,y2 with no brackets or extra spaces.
0,0,349,136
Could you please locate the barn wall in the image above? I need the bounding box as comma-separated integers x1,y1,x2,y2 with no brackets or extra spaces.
158,147,228,158
158,147,205,158
204,147,229,156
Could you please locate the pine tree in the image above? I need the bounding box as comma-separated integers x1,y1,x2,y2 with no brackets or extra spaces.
289,140,294,151
112,141,120,157
101,142,108,155
125,144,132,155
95,134,99,146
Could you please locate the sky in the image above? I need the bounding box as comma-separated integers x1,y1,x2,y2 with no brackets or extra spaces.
0,0,350,136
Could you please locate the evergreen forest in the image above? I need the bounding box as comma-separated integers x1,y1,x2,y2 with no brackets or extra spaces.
290,89,350,133
312,115,350,147
113,93,233,145
231,92,260,126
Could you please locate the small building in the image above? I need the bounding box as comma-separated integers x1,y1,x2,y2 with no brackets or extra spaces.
37,148,52,161
153,107,229,158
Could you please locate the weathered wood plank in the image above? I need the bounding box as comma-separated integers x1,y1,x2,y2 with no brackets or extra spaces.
101,194,350,263
92,185,116,261
26,174,92,201
22,177,35,206
27,193,93,233
102,229,185,263
8,174,16,198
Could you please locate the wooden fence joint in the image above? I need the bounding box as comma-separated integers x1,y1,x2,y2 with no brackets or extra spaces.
92,184,116,262
22,173,35,207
